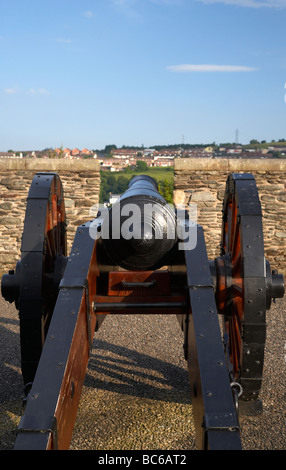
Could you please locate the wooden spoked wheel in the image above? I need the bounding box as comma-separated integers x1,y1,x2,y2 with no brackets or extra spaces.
217,173,267,403
19,173,67,388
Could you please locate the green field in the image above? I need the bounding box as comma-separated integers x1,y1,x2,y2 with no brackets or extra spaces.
106,166,173,182
100,167,174,204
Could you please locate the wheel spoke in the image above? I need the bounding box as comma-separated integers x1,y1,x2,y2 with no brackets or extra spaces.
220,173,266,400
18,173,67,386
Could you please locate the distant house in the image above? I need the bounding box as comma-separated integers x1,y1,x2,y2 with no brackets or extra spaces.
153,158,173,167
0,152,22,158
72,148,80,156
111,149,140,159
226,148,242,154
63,148,71,157
81,148,91,155
143,149,156,157
99,157,127,171
182,148,213,158
154,149,180,158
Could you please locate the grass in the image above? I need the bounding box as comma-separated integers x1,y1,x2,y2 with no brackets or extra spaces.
105,166,174,183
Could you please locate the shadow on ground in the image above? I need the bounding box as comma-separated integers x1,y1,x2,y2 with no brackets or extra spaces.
86,339,191,405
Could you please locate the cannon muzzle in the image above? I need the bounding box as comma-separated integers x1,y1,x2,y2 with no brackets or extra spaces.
101,175,178,270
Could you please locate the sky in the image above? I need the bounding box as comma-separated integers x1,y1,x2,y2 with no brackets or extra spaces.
0,0,286,151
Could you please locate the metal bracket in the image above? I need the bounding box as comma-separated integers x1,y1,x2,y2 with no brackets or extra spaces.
17,415,58,450
203,412,240,450
204,411,240,433
59,277,93,353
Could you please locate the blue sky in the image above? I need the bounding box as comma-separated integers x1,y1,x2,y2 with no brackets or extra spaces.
0,0,286,151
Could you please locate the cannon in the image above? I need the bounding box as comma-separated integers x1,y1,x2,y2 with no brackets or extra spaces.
1,172,284,450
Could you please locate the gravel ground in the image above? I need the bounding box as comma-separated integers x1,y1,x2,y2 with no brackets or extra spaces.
0,293,285,451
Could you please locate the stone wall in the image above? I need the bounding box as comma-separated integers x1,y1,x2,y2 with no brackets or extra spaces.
0,159,100,273
1,157,286,278
174,158,286,276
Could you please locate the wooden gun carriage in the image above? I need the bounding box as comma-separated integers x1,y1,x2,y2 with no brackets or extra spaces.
1,172,284,450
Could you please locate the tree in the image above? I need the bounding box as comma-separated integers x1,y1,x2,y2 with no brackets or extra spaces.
116,176,129,193
57,145,63,158
107,175,117,190
136,160,148,171
104,144,117,154
158,179,174,205
272,151,283,158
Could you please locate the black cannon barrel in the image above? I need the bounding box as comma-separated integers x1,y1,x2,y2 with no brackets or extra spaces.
101,175,178,270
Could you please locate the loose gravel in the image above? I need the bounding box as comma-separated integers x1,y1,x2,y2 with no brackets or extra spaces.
0,294,285,450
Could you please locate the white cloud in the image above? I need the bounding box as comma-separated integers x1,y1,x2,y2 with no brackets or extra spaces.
112,0,182,18
112,0,137,9
56,37,72,44
166,64,259,72
4,87,18,94
112,0,286,8
150,0,182,4
113,0,181,7
113,0,136,5
4,87,50,96
83,10,94,18
112,0,141,17
114,0,286,8
27,88,50,96
195,0,286,7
